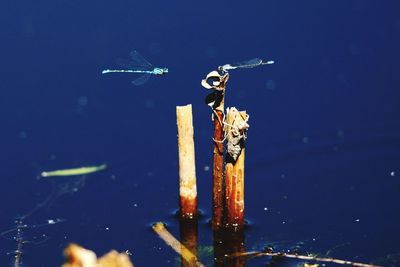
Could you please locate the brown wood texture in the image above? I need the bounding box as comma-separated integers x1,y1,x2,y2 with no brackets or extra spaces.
212,109,225,228
225,110,246,228
176,105,198,219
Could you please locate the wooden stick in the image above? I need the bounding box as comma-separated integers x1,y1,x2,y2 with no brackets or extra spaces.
202,70,229,229
224,108,248,229
229,251,381,267
212,93,225,229
176,105,198,219
152,222,205,267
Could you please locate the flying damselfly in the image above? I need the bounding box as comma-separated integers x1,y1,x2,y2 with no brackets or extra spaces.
102,51,168,86
218,58,274,73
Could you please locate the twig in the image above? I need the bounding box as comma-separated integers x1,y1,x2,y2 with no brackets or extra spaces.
152,222,205,267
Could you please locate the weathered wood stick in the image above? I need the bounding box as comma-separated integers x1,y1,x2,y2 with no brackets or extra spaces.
201,70,229,229
212,104,225,229
176,104,198,219
224,108,249,229
152,222,205,267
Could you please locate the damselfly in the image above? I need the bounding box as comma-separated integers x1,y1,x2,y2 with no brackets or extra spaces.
218,58,274,73
102,51,168,86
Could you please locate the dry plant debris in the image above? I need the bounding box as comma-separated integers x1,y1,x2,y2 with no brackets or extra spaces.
62,243,134,267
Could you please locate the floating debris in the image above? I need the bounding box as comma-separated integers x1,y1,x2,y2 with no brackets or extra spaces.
229,250,380,267
41,164,107,177
62,243,134,267
152,222,204,267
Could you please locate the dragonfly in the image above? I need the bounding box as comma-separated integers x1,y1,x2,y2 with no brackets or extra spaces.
102,51,168,86
218,58,274,73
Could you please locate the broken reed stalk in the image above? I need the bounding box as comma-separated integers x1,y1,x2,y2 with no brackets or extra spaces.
225,108,248,229
229,251,381,267
176,104,198,219
212,96,225,229
201,70,229,229
152,222,205,267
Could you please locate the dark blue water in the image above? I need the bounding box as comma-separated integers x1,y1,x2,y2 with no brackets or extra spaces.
1,1,400,266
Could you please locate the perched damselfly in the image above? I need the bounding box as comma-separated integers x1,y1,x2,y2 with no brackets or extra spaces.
218,58,274,73
102,51,168,86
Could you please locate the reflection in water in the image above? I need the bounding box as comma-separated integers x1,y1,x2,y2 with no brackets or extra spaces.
153,198,388,266
43,176,87,220
230,249,380,267
213,227,246,267
1,175,87,266
180,218,199,267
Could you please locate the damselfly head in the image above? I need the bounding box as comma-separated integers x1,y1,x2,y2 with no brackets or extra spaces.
217,65,228,74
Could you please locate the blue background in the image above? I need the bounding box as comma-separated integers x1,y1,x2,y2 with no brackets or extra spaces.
1,0,400,266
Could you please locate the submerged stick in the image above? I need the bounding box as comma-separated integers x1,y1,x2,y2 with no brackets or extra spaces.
229,251,381,267
152,222,205,267
176,104,198,219
224,108,249,229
